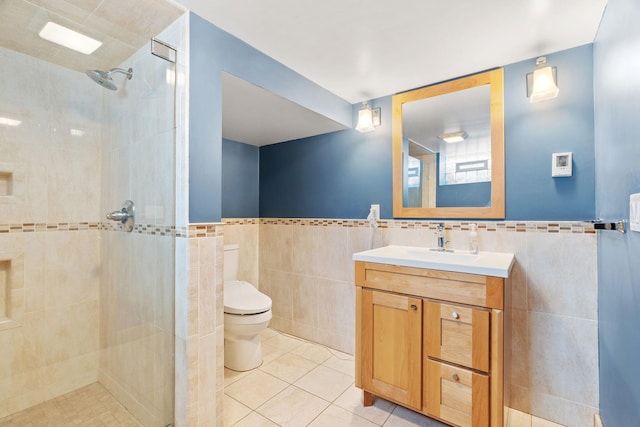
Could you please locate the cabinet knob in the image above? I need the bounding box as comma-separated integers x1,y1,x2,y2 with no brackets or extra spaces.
410,304,417,311
452,311,460,319
452,373,459,381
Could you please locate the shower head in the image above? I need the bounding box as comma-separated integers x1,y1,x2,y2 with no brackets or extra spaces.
85,67,133,91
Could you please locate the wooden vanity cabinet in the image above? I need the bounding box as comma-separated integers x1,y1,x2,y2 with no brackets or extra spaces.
359,289,423,410
355,261,506,427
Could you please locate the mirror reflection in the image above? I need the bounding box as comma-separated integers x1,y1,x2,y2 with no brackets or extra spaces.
392,69,505,218
403,85,491,208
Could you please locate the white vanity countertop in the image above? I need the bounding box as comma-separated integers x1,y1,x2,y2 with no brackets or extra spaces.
352,245,515,278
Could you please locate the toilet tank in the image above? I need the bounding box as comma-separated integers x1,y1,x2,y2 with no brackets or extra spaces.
223,244,240,282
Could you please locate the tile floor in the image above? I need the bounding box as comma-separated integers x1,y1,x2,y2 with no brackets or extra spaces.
0,382,143,427
225,328,566,427
0,328,568,427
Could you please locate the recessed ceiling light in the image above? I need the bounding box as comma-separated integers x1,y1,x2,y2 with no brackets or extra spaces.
70,128,85,136
438,131,468,143
38,22,102,55
0,117,22,126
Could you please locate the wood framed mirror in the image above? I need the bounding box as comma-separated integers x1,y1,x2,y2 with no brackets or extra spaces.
392,69,505,218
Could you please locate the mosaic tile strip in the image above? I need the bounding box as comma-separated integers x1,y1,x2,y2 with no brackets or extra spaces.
0,219,596,236
242,218,597,234
223,218,258,225
0,222,101,233
186,223,224,238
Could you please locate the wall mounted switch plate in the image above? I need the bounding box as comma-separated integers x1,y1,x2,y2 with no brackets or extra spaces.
630,193,640,232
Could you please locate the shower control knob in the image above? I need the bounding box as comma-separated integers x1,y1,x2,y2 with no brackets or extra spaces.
106,200,135,232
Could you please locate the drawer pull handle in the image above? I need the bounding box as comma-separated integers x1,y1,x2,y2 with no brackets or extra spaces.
410,304,417,311
452,311,460,319
452,373,459,381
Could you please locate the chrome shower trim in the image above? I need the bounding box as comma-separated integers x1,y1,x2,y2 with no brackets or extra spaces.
85,66,133,90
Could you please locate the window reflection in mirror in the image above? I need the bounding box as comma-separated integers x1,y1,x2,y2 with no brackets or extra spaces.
392,69,505,218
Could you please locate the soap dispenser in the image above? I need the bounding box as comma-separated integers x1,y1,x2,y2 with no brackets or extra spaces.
469,223,479,254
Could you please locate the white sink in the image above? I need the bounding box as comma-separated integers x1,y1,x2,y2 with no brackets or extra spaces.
352,245,514,278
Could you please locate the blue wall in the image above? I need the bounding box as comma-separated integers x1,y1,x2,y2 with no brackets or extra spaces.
505,45,595,220
256,45,595,220
189,13,352,222
222,139,260,218
260,97,393,218
594,0,640,425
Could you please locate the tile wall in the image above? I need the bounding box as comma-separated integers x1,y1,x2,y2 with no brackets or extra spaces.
171,14,225,427
175,224,225,427
0,46,102,417
98,15,186,427
223,218,599,427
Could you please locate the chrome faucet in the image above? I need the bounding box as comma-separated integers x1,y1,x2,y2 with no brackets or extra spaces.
432,223,451,252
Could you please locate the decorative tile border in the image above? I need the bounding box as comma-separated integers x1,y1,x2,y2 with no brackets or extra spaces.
0,222,101,233
185,223,224,238
223,218,596,234
0,219,596,235
0,222,179,236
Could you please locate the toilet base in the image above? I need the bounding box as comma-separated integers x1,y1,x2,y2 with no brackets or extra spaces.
224,334,263,371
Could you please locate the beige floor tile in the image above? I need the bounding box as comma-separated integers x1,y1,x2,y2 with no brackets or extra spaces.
224,367,252,387
334,383,396,425
507,408,532,427
257,385,330,427
309,404,378,427
532,416,565,427
261,342,290,364
232,411,279,426
295,365,354,402
0,382,142,427
322,353,356,377
383,405,447,426
260,352,319,383
291,341,334,364
263,332,306,352
224,370,289,410
224,395,252,427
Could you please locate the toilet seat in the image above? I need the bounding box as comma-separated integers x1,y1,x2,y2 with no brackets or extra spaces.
224,280,272,315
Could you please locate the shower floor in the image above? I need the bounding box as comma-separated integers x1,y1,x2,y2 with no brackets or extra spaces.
0,382,143,427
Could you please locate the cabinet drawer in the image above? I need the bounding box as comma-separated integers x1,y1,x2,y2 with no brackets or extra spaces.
425,359,489,427
424,301,489,372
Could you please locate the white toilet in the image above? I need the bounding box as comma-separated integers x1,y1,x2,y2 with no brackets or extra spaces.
223,243,272,371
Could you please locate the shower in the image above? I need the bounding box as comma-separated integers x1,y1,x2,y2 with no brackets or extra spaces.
85,67,133,90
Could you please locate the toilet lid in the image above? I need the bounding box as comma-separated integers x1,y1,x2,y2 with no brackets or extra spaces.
224,280,272,315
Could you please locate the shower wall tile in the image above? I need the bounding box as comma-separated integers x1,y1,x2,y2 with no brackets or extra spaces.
240,218,598,427
0,229,101,419
1,11,187,421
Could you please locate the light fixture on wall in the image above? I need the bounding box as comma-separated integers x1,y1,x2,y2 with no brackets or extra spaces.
527,56,559,103
438,131,467,143
355,101,381,132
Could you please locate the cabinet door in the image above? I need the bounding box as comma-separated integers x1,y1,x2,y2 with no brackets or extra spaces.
361,289,422,410
424,301,489,372
425,359,489,427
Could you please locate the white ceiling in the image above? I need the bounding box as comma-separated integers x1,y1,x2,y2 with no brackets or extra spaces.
178,0,607,104
222,73,348,146
2,0,607,147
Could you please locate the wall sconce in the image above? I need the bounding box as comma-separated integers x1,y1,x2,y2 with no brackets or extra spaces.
355,101,381,132
526,56,559,103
